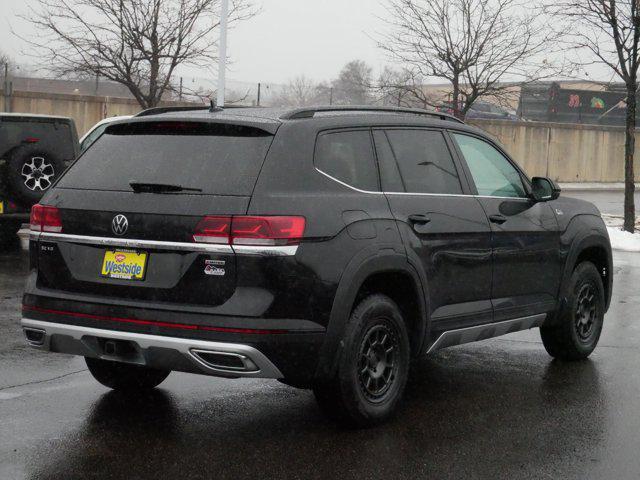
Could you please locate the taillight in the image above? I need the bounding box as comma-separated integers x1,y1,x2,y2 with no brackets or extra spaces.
193,216,306,246
30,204,63,233
193,216,232,244
231,216,305,245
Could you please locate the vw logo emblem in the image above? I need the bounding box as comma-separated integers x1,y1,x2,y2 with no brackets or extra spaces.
112,214,129,236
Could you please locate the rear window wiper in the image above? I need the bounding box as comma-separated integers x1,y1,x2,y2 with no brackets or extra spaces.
129,181,203,194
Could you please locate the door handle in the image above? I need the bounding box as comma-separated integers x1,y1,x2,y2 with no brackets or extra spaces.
489,214,508,225
408,214,432,225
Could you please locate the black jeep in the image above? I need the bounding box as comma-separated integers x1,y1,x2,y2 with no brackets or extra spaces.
22,106,612,426
0,113,79,243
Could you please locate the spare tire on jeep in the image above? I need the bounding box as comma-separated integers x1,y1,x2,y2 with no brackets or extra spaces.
7,145,65,204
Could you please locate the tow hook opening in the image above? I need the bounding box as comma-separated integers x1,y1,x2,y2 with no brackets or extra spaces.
98,338,139,361
24,328,46,346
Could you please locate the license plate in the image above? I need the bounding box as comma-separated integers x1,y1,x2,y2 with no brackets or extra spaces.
101,250,148,281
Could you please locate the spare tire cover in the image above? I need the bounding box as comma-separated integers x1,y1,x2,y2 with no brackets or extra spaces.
7,145,65,205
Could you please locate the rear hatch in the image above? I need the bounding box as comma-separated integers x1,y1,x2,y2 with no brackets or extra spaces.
34,120,276,308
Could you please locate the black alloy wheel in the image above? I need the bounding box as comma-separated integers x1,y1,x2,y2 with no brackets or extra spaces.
357,324,400,403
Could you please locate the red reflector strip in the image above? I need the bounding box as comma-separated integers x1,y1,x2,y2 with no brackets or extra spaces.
22,305,289,335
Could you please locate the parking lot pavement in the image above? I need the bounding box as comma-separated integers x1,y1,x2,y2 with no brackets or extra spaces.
2,247,640,480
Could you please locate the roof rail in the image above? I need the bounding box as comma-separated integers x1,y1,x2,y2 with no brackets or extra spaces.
135,104,261,118
134,105,211,118
280,106,464,123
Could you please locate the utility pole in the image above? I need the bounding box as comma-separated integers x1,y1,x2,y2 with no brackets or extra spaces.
179,77,183,101
257,83,261,106
3,63,12,113
216,0,229,108
329,87,334,106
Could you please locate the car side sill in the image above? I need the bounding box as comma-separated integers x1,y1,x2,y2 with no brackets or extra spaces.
426,314,547,354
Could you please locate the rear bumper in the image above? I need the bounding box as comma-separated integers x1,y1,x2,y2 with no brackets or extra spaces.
22,318,284,379
0,212,29,222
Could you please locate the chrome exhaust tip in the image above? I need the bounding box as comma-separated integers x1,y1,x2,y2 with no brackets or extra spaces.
23,327,46,346
190,349,259,373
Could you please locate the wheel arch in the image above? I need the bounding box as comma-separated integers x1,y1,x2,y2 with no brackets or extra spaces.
313,247,428,381
559,228,613,315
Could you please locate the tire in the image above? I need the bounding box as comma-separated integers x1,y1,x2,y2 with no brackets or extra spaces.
7,146,65,204
540,262,605,361
85,357,170,391
313,294,410,427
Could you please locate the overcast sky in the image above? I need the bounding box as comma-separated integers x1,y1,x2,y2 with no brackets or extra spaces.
0,0,613,87
0,0,391,85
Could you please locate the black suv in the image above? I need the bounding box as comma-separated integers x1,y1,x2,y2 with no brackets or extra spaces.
0,114,79,242
21,106,612,426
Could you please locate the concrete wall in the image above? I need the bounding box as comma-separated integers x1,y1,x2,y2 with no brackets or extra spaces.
469,119,636,183
0,90,636,183
0,90,197,136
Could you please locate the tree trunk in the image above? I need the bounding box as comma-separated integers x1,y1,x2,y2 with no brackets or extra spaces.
624,83,637,233
452,75,463,120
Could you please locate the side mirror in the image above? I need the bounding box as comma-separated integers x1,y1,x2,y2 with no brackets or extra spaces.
531,177,561,202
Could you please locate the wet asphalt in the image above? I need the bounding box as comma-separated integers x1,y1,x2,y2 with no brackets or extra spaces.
1,224,640,479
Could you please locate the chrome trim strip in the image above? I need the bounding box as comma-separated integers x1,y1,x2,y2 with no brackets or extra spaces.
315,166,531,201
315,167,383,195
232,244,299,256
34,232,299,256
21,318,284,379
36,232,233,253
427,313,547,354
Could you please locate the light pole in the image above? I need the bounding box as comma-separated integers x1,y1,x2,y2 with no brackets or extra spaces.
216,0,229,107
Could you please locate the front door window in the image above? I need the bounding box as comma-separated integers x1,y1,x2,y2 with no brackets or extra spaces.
452,133,526,198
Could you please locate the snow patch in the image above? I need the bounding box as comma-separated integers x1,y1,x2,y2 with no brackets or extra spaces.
607,227,640,252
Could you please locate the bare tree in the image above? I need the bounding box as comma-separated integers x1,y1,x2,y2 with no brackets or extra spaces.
545,1,637,232
182,85,251,105
376,67,439,108
332,60,374,105
276,75,321,107
0,50,13,76
377,0,558,119
20,0,256,108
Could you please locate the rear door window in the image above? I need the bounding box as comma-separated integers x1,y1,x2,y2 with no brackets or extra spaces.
58,122,274,196
315,130,379,191
0,119,75,160
376,129,463,194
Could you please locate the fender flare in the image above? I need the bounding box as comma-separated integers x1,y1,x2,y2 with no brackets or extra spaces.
551,228,613,324
313,245,429,381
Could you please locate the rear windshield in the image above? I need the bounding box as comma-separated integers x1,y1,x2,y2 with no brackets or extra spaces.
58,122,274,196
0,118,75,160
